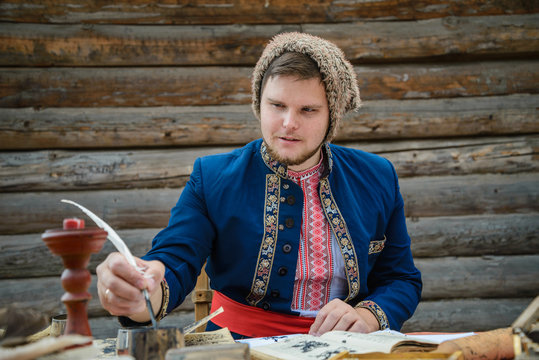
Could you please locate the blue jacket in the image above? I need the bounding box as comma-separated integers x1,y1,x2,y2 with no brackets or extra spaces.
144,139,422,330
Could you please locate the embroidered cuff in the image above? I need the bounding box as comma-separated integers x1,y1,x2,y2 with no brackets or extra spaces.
368,235,386,254
156,278,170,321
355,300,389,330
118,279,170,327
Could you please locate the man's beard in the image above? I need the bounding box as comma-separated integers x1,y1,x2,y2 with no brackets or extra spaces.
264,138,323,167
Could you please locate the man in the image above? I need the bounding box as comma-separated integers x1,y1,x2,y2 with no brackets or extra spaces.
96,32,422,338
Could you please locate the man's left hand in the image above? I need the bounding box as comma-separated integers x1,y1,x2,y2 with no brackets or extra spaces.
309,299,379,336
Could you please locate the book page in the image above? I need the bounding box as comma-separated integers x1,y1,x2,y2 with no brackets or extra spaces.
250,334,347,360
337,331,439,353
321,331,424,353
403,332,476,343
371,329,476,344
237,333,303,348
251,331,441,359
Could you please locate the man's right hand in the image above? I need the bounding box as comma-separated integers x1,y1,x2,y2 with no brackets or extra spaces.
96,252,165,322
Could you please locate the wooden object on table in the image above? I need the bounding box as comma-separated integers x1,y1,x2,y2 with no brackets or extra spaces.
512,295,539,332
0,306,49,341
116,326,184,360
41,218,107,338
512,296,539,358
191,264,213,333
434,327,514,360
0,335,93,360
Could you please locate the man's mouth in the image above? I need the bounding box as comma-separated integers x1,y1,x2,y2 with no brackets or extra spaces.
278,136,300,142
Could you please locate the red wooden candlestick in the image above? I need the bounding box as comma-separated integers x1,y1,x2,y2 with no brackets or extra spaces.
42,218,107,339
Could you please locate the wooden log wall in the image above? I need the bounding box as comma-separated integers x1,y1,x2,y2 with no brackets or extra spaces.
0,0,538,338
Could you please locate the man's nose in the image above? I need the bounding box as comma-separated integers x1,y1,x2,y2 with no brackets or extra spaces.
282,111,299,129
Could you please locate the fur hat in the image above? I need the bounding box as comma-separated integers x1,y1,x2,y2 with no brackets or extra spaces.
252,32,361,143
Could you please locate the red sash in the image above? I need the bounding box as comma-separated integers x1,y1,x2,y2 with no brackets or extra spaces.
210,291,315,337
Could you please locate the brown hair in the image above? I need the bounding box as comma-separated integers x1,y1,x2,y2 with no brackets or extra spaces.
259,52,323,99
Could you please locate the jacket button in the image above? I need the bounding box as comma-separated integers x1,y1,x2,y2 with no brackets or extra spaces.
287,195,295,205
278,266,287,276
271,289,280,298
280,196,285,203
285,218,294,228
278,224,284,231
283,183,290,190
262,302,270,311
282,243,292,253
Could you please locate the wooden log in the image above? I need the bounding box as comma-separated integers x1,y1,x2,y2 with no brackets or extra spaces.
401,298,533,333
0,23,289,67
2,214,537,279
0,94,539,150
0,147,229,192
1,135,537,191
0,228,158,279
305,14,539,63
0,189,179,235
0,275,113,318
365,135,539,178
400,173,539,218
1,0,537,25
416,255,539,300
1,94,537,149
89,314,123,340
0,173,537,234
0,275,195,318
339,94,539,142
408,214,539,258
0,67,253,108
0,15,538,66
0,104,258,149
1,61,537,108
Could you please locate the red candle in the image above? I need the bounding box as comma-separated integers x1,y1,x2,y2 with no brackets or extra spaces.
63,218,85,229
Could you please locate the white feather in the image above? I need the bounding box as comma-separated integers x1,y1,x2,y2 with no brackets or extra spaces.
61,199,139,270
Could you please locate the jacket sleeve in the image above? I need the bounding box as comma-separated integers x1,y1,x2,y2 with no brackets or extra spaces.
142,157,215,314
359,160,422,330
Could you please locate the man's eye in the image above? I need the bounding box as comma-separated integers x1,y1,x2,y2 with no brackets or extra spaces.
303,107,315,112
272,103,284,108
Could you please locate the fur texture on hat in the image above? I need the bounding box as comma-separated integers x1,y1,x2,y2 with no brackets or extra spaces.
252,32,361,143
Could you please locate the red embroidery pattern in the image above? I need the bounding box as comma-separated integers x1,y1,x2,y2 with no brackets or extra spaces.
289,163,333,312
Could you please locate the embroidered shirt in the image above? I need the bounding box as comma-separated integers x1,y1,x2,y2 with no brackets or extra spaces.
288,154,347,316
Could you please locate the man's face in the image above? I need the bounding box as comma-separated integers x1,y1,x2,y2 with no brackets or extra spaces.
260,75,330,172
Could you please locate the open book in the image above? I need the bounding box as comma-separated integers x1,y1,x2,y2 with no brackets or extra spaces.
250,330,440,360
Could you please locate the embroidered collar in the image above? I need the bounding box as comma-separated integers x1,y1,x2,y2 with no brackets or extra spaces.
260,141,333,179
287,152,324,182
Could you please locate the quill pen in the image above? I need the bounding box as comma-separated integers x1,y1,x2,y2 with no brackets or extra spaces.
61,199,158,328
